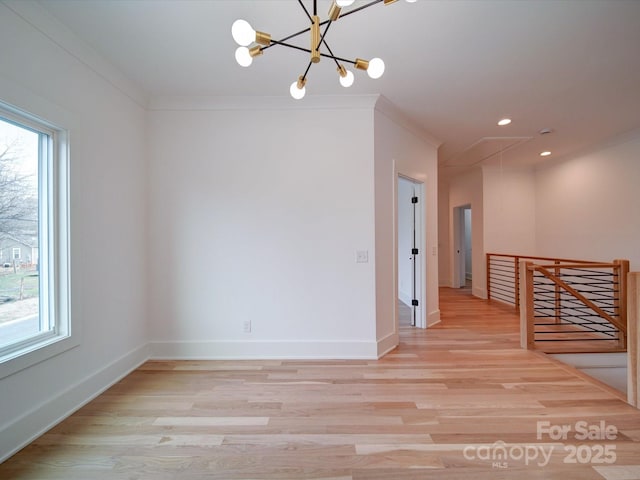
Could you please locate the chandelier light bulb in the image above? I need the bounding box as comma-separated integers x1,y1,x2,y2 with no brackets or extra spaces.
231,19,255,46
231,0,402,99
290,81,306,100
367,57,385,79
235,46,253,67
339,69,354,87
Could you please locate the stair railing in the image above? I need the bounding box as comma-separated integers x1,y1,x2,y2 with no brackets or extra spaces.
519,259,629,353
486,253,594,311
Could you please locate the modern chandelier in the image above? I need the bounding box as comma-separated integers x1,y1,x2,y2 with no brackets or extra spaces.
232,0,417,99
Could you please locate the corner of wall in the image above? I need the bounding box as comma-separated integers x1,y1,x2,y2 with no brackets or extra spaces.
472,287,487,299
0,343,150,463
374,95,442,148
377,332,399,358
427,309,441,327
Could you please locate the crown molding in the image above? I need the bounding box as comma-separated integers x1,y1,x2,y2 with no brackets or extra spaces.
148,94,380,112
3,0,148,108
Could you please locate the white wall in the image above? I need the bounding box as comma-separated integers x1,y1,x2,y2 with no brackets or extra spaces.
374,98,440,353
147,98,379,359
0,2,149,460
448,168,485,297
482,165,536,256
442,165,536,298
536,133,640,270
0,4,444,457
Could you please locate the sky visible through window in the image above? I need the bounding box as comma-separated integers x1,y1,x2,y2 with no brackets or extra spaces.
0,119,38,183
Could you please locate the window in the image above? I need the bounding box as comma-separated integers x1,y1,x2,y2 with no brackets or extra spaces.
0,101,71,375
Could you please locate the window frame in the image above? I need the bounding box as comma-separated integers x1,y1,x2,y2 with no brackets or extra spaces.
0,101,73,379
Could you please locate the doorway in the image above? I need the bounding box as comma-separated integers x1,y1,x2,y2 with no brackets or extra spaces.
397,176,423,327
453,204,472,290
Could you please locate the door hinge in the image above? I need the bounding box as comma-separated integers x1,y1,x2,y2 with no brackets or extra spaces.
411,299,419,306
411,248,419,255
411,196,418,204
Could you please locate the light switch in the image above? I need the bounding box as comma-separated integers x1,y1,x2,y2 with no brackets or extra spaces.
356,250,369,263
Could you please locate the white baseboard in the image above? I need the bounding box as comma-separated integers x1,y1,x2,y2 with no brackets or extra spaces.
427,309,441,327
150,340,379,360
0,343,150,463
472,287,487,299
377,332,399,358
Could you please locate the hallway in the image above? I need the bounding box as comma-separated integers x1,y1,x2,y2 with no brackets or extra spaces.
1,288,639,479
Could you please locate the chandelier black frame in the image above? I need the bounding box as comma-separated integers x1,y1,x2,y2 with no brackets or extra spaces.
232,0,413,99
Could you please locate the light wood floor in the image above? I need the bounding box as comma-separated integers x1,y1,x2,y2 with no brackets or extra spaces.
2,288,640,479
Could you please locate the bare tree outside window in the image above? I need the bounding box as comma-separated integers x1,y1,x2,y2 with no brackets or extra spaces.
0,132,38,241
0,118,40,338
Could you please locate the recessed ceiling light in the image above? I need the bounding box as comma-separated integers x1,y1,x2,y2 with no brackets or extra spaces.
497,118,512,126
540,151,552,157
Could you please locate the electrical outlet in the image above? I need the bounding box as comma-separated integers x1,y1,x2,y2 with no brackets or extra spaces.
243,320,251,333
356,250,369,263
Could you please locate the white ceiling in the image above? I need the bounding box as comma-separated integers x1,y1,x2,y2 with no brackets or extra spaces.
37,0,640,173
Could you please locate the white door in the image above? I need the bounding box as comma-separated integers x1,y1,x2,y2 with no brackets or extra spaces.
453,204,472,289
397,176,423,327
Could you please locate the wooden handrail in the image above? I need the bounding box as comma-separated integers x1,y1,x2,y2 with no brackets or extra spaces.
486,253,594,264
532,262,621,270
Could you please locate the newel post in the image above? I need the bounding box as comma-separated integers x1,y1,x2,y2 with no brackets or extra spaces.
554,260,561,324
486,254,491,301
520,260,535,350
614,259,630,350
515,256,521,312
628,271,639,408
